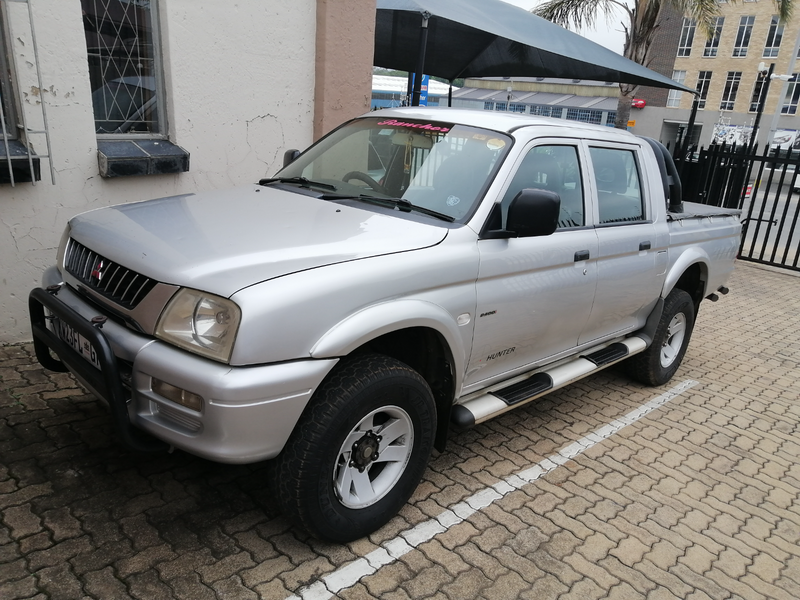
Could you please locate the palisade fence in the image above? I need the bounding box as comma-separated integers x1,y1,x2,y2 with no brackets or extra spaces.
676,143,800,272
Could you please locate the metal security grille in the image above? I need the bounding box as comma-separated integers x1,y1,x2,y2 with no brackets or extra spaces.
64,238,157,308
680,144,800,272
82,0,161,134
0,0,55,185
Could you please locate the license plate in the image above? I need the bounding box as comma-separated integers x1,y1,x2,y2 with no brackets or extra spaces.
55,318,102,370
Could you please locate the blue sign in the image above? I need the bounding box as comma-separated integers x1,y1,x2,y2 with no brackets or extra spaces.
412,74,430,106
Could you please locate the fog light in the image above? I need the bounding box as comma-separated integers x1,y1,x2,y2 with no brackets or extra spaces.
152,378,203,412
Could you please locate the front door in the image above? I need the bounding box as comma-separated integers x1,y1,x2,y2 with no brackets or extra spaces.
465,143,598,390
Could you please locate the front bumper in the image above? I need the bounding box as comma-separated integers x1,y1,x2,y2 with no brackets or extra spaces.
29,268,338,463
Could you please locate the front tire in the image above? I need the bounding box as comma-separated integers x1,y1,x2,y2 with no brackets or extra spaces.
272,354,436,543
627,289,695,386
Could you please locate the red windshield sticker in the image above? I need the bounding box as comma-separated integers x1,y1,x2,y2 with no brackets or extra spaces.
376,119,451,133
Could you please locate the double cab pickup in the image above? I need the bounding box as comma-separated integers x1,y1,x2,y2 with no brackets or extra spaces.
30,107,740,541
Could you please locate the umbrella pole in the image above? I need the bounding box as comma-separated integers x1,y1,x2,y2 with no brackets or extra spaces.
411,12,431,107
677,94,700,176
448,81,452,107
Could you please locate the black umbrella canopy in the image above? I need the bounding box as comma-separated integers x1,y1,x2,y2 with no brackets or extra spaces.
375,0,693,92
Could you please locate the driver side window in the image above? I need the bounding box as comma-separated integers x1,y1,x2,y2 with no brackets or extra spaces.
500,145,584,229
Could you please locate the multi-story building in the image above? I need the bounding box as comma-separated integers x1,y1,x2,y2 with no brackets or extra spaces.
634,3,800,150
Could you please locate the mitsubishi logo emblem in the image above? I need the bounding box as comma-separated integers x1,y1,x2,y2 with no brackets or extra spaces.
90,260,104,284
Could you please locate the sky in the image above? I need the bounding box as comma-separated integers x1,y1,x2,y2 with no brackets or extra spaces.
499,0,627,55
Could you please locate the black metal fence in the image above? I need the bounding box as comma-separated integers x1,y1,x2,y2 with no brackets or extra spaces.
677,143,800,273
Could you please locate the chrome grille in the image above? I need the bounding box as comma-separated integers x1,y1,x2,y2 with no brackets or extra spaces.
64,238,157,309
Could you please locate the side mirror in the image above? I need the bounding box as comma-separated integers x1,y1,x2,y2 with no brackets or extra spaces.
283,149,301,168
506,189,560,238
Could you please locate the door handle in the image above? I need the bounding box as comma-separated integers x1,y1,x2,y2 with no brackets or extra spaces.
574,250,590,262
639,241,651,251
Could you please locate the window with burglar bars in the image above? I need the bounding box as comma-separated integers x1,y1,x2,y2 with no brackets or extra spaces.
781,74,800,114
678,18,696,57
696,71,712,109
82,0,163,135
720,71,742,110
0,12,14,141
667,71,686,107
704,17,725,57
763,16,784,57
733,16,755,57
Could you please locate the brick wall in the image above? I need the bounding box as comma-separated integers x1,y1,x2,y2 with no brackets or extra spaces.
636,5,683,108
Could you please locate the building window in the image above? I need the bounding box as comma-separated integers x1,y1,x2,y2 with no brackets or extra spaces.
733,16,755,57
509,103,527,113
0,9,44,185
696,71,712,109
565,108,602,124
0,10,15,141
494,102,507,111
763,16,784,57
605,112,617,126
704,17,724,57
484,101,494,111
678,18,696,57
781,74,800,114
531,105,563,119
749,78,766,112
82,0,164,135
667,71,686,107
720,71,742,110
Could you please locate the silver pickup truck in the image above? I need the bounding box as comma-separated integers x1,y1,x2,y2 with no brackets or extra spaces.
30,107,740,542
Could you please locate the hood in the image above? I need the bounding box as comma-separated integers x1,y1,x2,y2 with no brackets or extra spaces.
67,185,449,297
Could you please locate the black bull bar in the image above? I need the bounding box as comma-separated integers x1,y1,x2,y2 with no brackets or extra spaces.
29,286,166,452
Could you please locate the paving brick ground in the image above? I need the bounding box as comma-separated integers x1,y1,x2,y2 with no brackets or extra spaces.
1,261,799,600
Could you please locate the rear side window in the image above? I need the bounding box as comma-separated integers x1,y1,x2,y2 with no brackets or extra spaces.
589,147,644,224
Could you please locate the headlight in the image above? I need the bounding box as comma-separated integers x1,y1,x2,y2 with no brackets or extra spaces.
155,288,241,363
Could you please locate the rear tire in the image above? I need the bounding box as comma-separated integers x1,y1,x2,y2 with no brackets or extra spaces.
627,289,695,386
271,354,436,543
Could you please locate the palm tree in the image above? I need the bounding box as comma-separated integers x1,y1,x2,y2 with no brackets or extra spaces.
535,0,794,129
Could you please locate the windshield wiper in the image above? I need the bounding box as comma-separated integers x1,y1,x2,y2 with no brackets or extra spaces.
258,176,337,191
352,195,456,223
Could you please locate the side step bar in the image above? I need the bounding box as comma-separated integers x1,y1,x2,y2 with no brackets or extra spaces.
451,336,647,430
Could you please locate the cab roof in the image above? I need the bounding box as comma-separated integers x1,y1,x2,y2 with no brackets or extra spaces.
361,106,637,143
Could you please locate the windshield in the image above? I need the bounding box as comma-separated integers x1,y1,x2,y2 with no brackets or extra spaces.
276,117,512,222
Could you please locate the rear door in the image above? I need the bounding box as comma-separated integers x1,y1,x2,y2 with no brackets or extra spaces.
578,143,667,345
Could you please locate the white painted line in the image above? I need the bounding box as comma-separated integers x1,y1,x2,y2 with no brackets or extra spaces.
286,379,699,600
